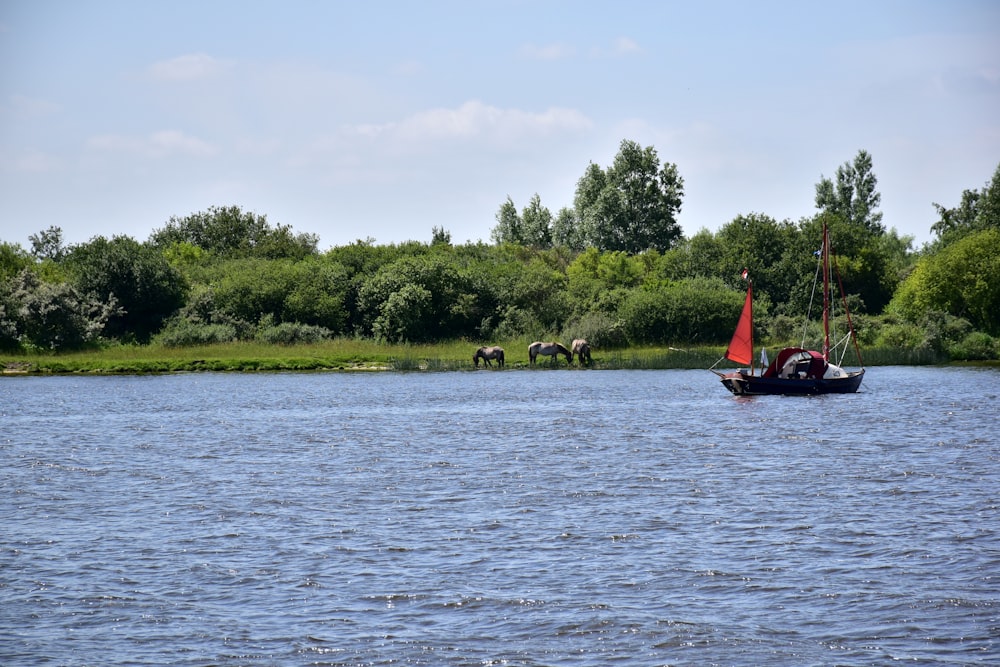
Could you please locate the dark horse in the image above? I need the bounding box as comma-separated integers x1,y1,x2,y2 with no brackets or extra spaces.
571,338,592,365
473,345,505,368
528,341,572,364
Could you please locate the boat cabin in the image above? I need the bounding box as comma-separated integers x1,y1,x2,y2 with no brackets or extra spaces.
763,348,826,380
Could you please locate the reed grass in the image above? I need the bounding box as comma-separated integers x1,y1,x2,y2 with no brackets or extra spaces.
857,346,948,366
0,338,956,375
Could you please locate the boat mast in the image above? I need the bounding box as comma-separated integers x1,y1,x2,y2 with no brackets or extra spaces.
822,221,830,362
748,278,754,376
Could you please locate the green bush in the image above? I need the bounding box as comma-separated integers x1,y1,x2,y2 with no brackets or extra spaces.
948,332,998,361
561,311,626,349
256,321,332,345
618,278,743,345
875,321,924,349
920,311,972,354
157,320,238,347
493,305,545,341
5,269,117,350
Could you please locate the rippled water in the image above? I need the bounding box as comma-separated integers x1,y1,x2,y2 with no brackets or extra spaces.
2,367,998,665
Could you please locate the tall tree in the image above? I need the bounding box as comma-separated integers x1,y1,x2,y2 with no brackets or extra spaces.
28,226,66,261
551,206,585,250
490,196,522,245
520,193,553,248
575,139,684,253
715,213,800,306
931,162,1000,246
430,226,452,245
815,149,884,234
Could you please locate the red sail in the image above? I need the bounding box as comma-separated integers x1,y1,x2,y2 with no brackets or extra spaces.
725,283,753,366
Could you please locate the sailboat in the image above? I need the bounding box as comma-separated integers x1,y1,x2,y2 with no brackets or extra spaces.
712,221,865,396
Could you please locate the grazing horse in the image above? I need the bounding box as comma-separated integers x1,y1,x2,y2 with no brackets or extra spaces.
528,341,572,365
571,338,592,365
473,345,505,368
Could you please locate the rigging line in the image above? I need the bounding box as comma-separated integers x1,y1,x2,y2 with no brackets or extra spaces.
830,239,865,368
801,251,823,348
831,331,854,365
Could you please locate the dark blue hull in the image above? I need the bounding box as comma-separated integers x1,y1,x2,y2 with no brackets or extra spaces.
721,369,864,396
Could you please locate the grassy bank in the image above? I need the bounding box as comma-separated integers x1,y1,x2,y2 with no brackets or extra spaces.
1,339,953,375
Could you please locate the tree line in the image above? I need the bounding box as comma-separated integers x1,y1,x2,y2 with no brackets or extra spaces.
2,143,998,361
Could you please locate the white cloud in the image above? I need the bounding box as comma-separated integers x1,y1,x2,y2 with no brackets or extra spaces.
148,53,232,81
148,130,217,157
87,130,218,158
347,100,593,146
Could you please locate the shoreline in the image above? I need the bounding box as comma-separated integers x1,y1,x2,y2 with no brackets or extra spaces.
3,347,988,377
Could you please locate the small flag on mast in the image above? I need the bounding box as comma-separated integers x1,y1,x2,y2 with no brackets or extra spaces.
740,268,749,280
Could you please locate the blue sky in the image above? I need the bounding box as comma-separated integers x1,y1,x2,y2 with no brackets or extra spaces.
2,1,998,250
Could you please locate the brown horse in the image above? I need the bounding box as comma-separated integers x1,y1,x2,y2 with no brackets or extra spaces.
571,339,592,365
528,341,571,364
473,346,505,368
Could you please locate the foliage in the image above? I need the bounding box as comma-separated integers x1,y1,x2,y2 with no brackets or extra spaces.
3,145,999,354
575,139,684,253
256,321,334,345
205,257,349,334
948,332,998,361
1,242,34,282
521,193,554,248
714,213,801,304
565,247,645,318
561,311,627,349
918,311,973,355
552,207,585,250
371,283,432,343
788,214,898,315
889,229,1000,335
491,196,522,245
431,226,451,245
156,319,238,347
504,256,571,334
655,229,725,281
2,269,119,350
64,235,187,342
491,194,554,248
493,305,545,341
357,253,480,342
618,278,743,345
149,205,318,259
28,226,66,261
930,162,1000,248
815,149,884,235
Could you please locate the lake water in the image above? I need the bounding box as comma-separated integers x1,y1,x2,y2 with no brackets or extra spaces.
1,366,997,665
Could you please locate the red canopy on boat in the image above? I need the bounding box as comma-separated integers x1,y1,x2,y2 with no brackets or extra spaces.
761,347,827,379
